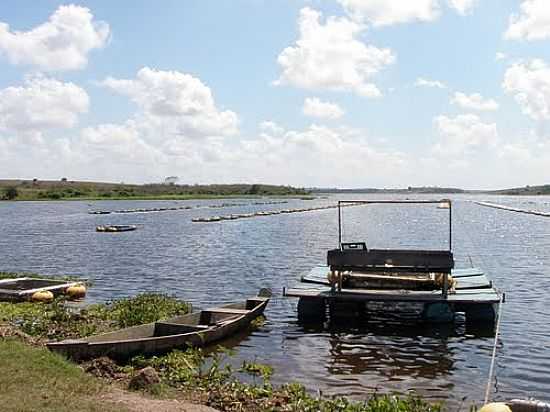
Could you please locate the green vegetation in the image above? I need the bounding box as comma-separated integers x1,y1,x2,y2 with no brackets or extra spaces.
490,184,550,195
0,339,126,412
0,293,191,340
313,184,550,195
129,347,442,412
2,186,18,200
0,179,309,201
97,293,192,328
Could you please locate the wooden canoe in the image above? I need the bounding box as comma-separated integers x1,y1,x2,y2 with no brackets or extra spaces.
47,295,269,360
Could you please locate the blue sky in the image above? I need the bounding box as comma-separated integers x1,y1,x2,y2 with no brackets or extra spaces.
1,1,550,189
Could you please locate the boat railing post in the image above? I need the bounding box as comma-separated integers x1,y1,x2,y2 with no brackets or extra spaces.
449,200,452,251
338,201,342,249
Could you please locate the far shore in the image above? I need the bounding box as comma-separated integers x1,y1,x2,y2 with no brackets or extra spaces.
0,180,311,202
1,194,317,202
2,179,550,201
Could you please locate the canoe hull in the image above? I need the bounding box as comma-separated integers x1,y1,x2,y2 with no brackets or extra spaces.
47,296,269,361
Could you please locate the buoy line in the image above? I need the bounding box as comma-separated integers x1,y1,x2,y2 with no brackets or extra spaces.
474,201,550,217
88,200,289,215
191,203,363,223
484,293,505,404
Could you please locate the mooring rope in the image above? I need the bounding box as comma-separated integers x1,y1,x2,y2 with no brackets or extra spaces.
484,293,505,404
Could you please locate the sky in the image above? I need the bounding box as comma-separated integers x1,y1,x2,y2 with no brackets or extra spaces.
1,1,550,189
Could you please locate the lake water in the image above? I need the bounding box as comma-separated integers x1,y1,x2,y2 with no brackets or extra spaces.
1,194,549,406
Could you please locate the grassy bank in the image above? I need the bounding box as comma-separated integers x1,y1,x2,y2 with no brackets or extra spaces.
0,274,443,411
0,339,128,412
0,180,309,201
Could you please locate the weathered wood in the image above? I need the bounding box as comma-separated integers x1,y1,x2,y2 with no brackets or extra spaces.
284,286,501,304
327,248,454,273
47,295,269,361
301,266,491,290
204,308,250,315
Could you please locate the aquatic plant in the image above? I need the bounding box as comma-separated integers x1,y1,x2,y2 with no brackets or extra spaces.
101,293,192,328
0,293,191,340
128,346,442,412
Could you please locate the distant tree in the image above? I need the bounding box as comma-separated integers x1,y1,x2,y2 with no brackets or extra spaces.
4,187,18,200
164,176,179,185
61,177,67,182
248,184,261,195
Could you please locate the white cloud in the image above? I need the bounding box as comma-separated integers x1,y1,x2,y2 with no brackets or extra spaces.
495,52,507,61
337,0,440,26
235,123,408,187
303,97,344,119
0,75,89,133
447,0,476,15
451,92,499,111
101,67,239,139
0,5,109,71
433,114,498,155
503,59,550,120
275,7,395,97
259,121,284,135
0,67,241,183
505,0,550,41
414,77,447,89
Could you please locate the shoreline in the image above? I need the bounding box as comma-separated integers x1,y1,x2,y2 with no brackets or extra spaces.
0,194,317,202
0,272,445,412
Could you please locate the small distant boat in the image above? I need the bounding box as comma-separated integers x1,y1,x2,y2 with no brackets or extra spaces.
89,210,111,215
47,293,270,360
96,225,137,232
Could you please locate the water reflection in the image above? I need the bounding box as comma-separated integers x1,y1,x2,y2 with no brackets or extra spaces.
295,316,495,383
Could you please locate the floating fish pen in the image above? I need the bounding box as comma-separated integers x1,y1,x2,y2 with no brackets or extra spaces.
284,200,503,324
0,277,86,302
88,200,290,216
191,204,346,223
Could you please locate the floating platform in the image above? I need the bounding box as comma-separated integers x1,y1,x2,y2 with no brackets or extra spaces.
285,266,502,323
284,200,504,324
0,277,85,302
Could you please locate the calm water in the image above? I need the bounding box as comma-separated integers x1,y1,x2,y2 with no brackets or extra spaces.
1,194,549,406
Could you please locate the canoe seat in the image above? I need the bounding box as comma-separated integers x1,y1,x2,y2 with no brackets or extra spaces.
206,308,250,314
199,309,249,326
154,322,209,337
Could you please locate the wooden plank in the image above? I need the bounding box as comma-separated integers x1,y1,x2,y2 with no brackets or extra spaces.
307,265,486,278
284,286,501,304
206,308,250,315
327,248,454,272
456,275,491,289
0,277,31,285
301,266,491,289
452,268,485,278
